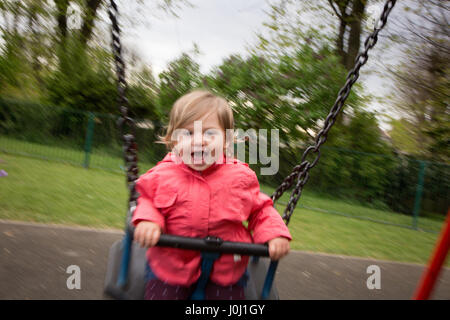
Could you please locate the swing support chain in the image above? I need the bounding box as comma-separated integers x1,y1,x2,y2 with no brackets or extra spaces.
108,1,140,215
271,0,397,226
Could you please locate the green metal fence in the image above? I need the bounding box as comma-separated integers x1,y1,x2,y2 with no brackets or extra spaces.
0,98,166,172
275,150,449,233
0,99,448,233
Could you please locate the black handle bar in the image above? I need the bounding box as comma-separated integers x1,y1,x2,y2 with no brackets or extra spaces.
127,222,269,257
156,234,269,257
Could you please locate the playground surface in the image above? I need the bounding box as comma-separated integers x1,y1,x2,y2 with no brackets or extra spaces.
1,219,449,300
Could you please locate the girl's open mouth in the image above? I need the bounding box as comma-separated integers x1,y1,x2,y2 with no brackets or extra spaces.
191,151,207,164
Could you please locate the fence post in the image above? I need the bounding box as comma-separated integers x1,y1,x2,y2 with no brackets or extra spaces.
412,160,426,230
83,112,95,168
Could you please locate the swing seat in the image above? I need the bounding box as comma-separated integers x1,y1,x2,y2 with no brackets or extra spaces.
104,239,146,300
104,236,279,300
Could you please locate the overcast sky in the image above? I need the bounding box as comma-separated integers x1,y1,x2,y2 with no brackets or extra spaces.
123,0,271,75
118,0,411,128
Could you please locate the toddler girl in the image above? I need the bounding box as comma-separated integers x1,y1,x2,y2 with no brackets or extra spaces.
132,90,291,300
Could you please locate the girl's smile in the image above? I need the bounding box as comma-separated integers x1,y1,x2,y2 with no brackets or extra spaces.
173,112,226,171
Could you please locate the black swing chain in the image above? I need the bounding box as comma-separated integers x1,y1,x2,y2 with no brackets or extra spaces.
271,0,397,226
109,0,139,224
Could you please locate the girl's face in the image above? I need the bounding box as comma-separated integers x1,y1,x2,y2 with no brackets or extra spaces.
172,112,226,171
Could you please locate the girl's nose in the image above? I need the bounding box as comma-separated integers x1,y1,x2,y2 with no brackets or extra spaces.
192,131,205,146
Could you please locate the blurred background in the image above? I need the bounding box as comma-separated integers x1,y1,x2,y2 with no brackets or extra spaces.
0,0,449,283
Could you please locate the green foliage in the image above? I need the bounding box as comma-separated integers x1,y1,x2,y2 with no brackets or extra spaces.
389,118,420,155
385,157,449,217
331,109,392,154
422,68,450,161
0,32,37,98
204,54,278,130
44,38,117,113
128,66,160,120
157,53,203,117
0,96,97,149
311,110,396,204
0,97,58,142
0,0,53,98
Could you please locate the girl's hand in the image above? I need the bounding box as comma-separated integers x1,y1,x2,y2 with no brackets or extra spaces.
134,221,161,248
268,237,290,260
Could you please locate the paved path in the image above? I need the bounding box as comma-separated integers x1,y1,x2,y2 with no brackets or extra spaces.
1,220,449,300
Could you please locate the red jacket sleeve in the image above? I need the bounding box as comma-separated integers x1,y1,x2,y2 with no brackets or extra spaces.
131,170,166,231
247,171,292,244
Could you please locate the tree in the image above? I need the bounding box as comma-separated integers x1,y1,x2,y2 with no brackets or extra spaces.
0,0,190,100
53,0,192,47
0,0,52,97
328,0,369,70
44,41,117,113
54,0,69,42
157,52,203,116
128,65,160,120
389,0,449,162
50,0,101,49
254,0,383,71
311,109,395,203
388,118,420,155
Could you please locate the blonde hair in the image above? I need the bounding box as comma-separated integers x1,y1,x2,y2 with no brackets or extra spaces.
159,90,234,149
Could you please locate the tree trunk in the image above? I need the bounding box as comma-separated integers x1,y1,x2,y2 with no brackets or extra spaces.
336,18,347,66
55,0,70,42
331,0,350,67
331,0,366,71
345,0,366,70
27,3,44,88
80,0,103,45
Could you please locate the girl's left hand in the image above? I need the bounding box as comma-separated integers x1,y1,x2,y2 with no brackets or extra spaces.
267,237,290,260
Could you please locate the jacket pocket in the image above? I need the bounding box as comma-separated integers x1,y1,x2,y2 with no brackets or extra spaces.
153,187,177,209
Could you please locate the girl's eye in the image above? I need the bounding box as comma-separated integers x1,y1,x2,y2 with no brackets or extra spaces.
173,129,191,141
204,129,220,136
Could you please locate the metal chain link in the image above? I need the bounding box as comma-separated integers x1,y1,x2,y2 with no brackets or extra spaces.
108,0,139,224
271,0,397,226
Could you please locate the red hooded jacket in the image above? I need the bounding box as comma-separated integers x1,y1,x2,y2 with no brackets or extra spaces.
132,153,292,286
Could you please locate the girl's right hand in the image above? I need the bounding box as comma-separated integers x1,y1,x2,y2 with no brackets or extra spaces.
134,221,162,248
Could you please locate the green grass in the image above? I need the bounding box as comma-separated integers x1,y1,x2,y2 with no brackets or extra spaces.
260,185,444,233
0,152,447,266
